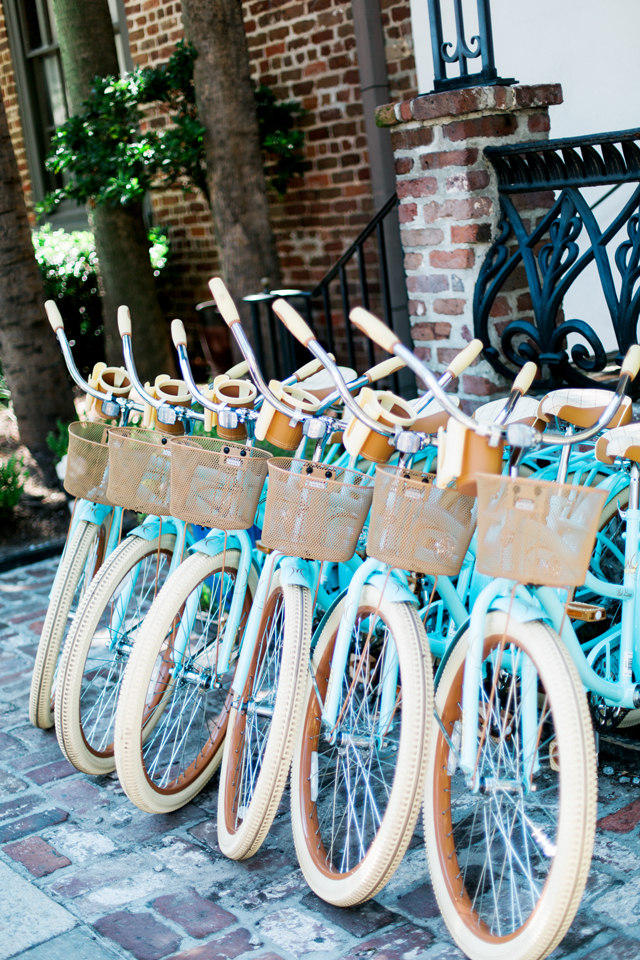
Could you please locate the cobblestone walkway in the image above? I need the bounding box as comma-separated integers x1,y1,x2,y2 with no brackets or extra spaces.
2,559,640,959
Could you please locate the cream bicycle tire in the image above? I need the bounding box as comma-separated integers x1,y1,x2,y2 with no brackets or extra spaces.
29,519,105,729
54,532,177,775
424,612,597,960
114,549,259,813
217,572,312,860
291,585,432,905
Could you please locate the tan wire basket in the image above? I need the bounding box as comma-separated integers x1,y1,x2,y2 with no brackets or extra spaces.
65,422,113,505
107,427,172,516
367,467,477,576
170,437,271,529
475,474,608,587
261,459,374,562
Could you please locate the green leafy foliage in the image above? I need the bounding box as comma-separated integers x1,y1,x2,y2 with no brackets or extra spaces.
40,41,307,214
30,225,170,375
46,419,71,464
255,84,308,196
33,225,103,375
0,372,10,405
0,455,28,517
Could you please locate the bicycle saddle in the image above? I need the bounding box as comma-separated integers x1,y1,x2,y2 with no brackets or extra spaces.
473,395,541,427
537,388,632,429
595,423,640,465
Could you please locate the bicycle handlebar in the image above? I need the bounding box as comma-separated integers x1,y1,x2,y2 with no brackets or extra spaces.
413,337,483,414
45,299,112,402
350,307,640,449
271,298,393,437
513,361,537,395
209,278,314,422
118,306,166,410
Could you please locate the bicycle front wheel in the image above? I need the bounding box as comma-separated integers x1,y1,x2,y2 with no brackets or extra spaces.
54,531,176,775
217,570,312,860
115,548,259,813
29,518,106,729
424,611,596,960
291,585,432,905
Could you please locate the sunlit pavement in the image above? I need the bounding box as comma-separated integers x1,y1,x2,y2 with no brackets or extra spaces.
0,558,639,960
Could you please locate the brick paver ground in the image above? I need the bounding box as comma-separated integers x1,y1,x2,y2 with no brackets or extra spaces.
2,559,640,959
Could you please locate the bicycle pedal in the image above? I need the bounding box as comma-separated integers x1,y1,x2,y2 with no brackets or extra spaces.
566,601,607,622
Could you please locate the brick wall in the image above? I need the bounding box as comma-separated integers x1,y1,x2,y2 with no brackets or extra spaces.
0,0,417,365
376,84,563,409
122,0,417,359
0,2,36,223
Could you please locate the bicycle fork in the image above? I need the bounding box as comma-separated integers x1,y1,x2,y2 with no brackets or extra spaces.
458,578,544,793
321,557,416,745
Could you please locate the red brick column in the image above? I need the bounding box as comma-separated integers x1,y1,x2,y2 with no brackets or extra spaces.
376,84,562,406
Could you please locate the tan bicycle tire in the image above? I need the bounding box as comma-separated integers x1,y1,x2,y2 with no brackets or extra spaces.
54,533,176,775
114,548,259,813
424,612,597,960
29,519,105,729
217,572,312,860
291,586,432,905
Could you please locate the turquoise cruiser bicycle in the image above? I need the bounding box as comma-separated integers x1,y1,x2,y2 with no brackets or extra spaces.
349,305,640,960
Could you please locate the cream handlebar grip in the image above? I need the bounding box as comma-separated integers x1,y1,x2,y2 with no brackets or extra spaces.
621,344,640,381
272,299,315,346
365,356,405,383
512,361,537,394
117,305,132,338
44,299,64,332
446,339,483,379
209,277,240,326
350,307,400,354
171,319,187,348
225,360,249,379
293,358,324,381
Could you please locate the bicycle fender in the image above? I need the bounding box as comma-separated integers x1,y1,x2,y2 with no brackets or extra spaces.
367,570,418,605
190,531,246,556
489,595,550,624
127,515,178,541
278,555,314,591
73,499,112,526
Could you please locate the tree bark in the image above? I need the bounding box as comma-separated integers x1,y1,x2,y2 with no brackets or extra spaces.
0,92,75,485
90,202,176,376
181,0,282,334
51,0,175,380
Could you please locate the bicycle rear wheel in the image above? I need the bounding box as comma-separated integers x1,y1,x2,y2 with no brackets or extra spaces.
115,548,258,812
291,585,432,905
54,532,176,774
29,518,107,729
424,611,596,960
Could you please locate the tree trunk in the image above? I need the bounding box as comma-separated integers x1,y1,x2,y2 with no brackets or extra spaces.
51,0,175,381
181,0,282,338
91,203,176,377
0,93,75,486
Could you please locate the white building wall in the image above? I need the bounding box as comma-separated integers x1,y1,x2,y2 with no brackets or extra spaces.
408,0,640,355
409,0,640,138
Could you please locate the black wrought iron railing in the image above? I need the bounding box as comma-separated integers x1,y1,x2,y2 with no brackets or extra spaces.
426,0,515,93
475,128,640,393
242,193,411,393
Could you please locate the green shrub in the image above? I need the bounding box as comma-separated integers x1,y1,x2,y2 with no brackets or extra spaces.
0,455,28,517
46,419,70,464
40,41,307,215
33,226,103,377
31,224,171,377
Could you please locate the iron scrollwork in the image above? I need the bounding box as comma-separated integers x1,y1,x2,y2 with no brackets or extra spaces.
476,129,640,393
426,0,515,93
